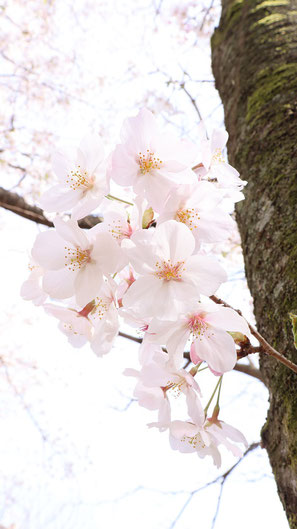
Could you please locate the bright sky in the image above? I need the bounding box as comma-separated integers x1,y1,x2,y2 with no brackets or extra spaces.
0,1,289,528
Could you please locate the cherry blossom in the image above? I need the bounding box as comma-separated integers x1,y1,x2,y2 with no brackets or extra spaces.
125,348,201,399
32,217,125,306
44,302,93,347
88,282,120,357
148,298,250,372
22,108,251,469
117,267,137,306
44,280,119,355
110,108,198,211
157,181,235,250
20,259,47,306
92,199,138,245
122,220,226,319
169,397,248,467
197,127,246,190
40,134,109,220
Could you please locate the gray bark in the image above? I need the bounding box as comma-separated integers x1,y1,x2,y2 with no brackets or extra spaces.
212,1,297,526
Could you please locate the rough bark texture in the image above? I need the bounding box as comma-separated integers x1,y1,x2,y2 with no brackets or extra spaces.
211,1,297,525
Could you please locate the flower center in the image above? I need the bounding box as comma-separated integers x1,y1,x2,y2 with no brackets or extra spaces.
155,259,185,281
64,247,92,271
212,148,225,165
163,377,186,398
175,207,200,230
138,150,163,174
181,431,206,449
108,219,133,241
91,297,109,319
66,165,94,191
188,314,211,339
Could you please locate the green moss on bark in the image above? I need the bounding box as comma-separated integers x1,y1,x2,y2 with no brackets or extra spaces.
212,0,297,524
252,12,286,25
211,0,244,47
253,0,289,9
246,63,297,123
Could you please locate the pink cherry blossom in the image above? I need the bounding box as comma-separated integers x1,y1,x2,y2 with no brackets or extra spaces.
148,298,251,372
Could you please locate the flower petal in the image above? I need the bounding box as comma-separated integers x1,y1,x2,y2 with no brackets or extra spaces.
32,230,66,270
74,263,104,306
192,328,237,373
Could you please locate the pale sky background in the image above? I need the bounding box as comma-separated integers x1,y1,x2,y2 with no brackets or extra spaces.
0,1,290,528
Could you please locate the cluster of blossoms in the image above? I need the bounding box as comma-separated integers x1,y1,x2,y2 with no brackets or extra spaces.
22,108,250,467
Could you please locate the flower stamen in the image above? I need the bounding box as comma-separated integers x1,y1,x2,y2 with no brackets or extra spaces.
155,259,185,281
138,150,163,174
175,207,200,230
66,165,94,191
64,247,92,271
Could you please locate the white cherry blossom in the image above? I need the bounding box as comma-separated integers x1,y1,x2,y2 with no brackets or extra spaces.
32,217,125,306
92,199,137,245
44,302,93,347
110,108,198,211
122,220,226,320
169,396,248,467
157,181,235,250
44,280,119,355
20,259,47,306
40,134,109,220
198,127,246,190
126,348,201,399
169,416,248,468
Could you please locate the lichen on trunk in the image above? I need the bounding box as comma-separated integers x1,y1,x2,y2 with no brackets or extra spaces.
211,0,297,525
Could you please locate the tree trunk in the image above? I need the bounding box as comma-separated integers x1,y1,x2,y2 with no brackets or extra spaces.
211,1,297,526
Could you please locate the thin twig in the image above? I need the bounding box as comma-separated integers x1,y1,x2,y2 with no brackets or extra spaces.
118,331,263,381
210,442,260,529
211,295,297,375
179,81,203,122
233,363,264,383
118,331,142,344
169,442,260,529
200,0,215,31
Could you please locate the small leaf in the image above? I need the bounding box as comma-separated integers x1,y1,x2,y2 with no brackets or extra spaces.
289,313,297,349
228,331,249,345
142,207,154,229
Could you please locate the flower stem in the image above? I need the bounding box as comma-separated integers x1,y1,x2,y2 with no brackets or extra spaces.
106,194,134,206
216,376,223,406
204,376,223,415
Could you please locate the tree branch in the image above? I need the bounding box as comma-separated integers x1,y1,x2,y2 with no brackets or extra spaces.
210,295,297,375
118,331,142,344
0,186,102,229
118,331,264,381
233,363,264,382
169,442,260,529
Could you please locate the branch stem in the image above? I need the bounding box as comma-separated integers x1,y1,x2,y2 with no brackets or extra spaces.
211,295,297,375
